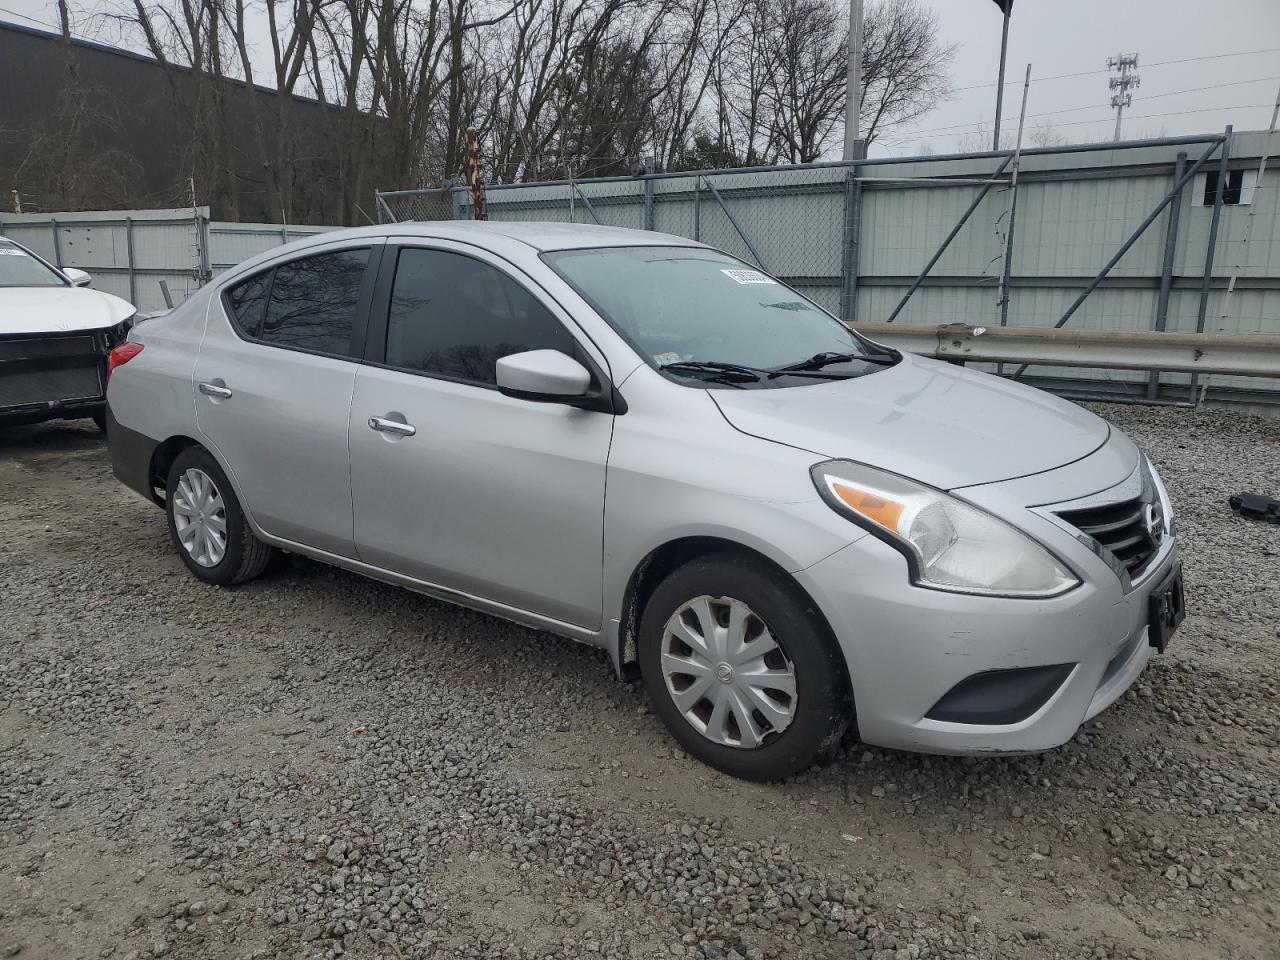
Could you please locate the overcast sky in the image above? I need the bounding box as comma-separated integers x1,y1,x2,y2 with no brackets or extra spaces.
879,0,1280,157
2,0,1278,159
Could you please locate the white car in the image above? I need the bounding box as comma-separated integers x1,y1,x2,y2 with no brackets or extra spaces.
0,237,137,430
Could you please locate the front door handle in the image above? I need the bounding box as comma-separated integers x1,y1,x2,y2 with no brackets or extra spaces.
368,415,416,437
198,380,233,399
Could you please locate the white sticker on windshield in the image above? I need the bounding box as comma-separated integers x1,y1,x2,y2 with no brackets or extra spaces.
720,268,776,285
0,248,26,256
653,352,683,366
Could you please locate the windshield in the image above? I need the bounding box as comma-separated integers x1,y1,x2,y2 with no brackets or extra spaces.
543,246,893,387
0,242,66,288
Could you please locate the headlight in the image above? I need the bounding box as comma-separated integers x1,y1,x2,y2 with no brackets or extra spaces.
811,460,1079,598
1143,456,1175,539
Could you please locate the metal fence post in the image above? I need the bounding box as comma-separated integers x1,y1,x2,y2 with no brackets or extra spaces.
1189,126,1232,403
643,176,655,231
199,215,212,282
50,220,63,267
840,149,864,322
693,176,701,242
125,217,137,304
1147,151,1187,400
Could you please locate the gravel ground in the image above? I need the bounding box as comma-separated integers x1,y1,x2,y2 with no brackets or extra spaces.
1,404,1277,960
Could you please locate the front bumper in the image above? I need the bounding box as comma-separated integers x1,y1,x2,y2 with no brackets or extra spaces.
0,323,128,426
795,457,1179,755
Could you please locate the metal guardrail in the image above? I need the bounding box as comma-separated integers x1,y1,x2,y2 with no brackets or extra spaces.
852,323,1280,379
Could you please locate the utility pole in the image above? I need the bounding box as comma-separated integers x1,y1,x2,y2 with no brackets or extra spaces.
1108,53,1140,141
842,0,865,161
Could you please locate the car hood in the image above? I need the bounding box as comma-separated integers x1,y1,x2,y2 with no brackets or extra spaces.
710,353,1110,490
0,286,136,335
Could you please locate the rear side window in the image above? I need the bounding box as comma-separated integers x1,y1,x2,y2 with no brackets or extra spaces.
385,248,574,385
225,271,271,336
230,248,370,357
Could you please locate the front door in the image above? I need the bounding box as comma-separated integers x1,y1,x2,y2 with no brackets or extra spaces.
348,243,613,629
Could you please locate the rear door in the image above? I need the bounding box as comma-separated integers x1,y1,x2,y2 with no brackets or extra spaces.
348,241,614,628
194,242,381,557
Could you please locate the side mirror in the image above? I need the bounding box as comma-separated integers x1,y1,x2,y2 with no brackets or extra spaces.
63,267,92,287
496,349,592,402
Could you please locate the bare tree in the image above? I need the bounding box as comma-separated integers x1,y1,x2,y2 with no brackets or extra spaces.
32,0,956,219
710,0,952,165
859,0,953,146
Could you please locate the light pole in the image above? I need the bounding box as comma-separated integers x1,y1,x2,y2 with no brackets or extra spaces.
992,6,1011,150
843,0,865,161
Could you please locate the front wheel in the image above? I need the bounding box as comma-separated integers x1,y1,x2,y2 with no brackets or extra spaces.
638,554,851,781
165,446,273,586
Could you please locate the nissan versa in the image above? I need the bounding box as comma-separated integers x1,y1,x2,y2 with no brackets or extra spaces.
105,222,1185,781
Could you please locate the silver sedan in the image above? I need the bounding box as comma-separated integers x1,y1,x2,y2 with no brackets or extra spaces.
105,222,1183,780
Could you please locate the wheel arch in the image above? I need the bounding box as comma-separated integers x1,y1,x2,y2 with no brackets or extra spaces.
614,536,849,696
149,436,259,537
147,435,201,505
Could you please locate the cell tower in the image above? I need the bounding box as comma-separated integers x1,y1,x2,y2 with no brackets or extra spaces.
1108,53,1140,141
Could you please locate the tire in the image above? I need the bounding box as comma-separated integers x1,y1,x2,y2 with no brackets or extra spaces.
90,412,106,432
165,446,273,586
638,553,851,781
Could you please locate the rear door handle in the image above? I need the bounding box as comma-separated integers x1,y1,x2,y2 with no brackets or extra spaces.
368,415,416,437
198,380,233,399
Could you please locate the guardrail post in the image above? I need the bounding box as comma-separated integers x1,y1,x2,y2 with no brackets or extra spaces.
1147,151,1187,400
1189,126,1232,403
125,217,137,304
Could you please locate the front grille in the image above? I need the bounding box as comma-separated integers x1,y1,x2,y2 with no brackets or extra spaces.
0,334,105,409
0,364,103,407
1057,496,1159,577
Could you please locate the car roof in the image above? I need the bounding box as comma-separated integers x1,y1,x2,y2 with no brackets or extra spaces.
326,220,703,253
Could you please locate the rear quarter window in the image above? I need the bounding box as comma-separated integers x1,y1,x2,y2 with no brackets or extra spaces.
224,271,272,337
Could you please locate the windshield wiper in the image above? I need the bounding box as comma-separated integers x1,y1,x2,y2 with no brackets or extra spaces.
660,360,766,382
768,350,899,378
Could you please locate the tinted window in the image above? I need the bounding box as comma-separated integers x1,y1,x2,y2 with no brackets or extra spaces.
225,270,271,336
386,248,575,385
260,248,370,356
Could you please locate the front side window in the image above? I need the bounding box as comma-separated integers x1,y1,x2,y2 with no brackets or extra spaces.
254,248,370,356
385,248,575,385
544,246,895,387
0,241,66,288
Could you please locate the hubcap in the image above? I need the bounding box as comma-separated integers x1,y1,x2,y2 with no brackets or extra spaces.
171,467,227,568
660,595,797,749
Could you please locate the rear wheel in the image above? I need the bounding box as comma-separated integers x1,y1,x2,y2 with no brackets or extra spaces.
638,553,851,781
165,446,272,586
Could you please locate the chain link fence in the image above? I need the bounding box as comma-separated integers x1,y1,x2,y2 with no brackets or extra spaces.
372,131,1280,405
